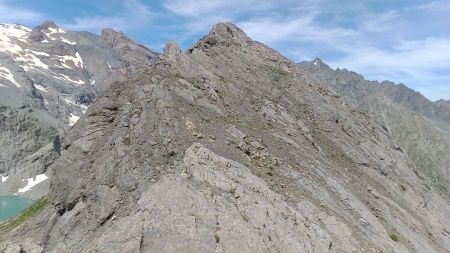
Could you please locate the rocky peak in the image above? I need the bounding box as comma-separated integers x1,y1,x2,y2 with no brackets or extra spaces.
312,57,324,66
101,28,129,47
34,20,59,32
163,41,182,58
100,28,158,72
298,58,335,81
193,22,253,49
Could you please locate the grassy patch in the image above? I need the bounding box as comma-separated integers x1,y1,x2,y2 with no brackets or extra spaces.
442,229,450,236
214,234,220,243
261,65,292,82
0,195,49,234
389,233,399,242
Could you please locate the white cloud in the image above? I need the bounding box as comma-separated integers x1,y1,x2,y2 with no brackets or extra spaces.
412,0,450,13
326,38,450,100
239,16,357,46
164,0,273,18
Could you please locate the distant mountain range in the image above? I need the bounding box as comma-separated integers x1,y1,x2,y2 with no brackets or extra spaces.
435,99,450,109
299,59,450,195
0,21,157,197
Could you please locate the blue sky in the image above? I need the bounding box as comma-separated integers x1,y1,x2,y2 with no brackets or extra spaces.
1,0,449,100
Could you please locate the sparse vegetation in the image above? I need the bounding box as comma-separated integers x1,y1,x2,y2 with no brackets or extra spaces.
443,229,450,236
214,234,220,243
399,184,406,192
261,64,291,82
123,135,131,145
389,233,399,242
0,196,49,234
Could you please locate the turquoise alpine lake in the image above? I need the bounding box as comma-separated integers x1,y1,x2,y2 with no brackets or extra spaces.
0,196,33,221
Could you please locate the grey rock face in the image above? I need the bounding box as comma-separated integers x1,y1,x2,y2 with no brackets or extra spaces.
101,28,158,72
299,59,450,195
435,99,450,109
0,21,158,197
1,22,449,252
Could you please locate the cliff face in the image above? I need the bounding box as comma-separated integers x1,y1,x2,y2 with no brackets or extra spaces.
1,23,449,253
300,59,450,195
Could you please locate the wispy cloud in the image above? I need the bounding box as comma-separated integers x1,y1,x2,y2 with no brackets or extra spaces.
0,0,44,24
63,0,154,32
0,0,448,100
160,0,450,100
164,0,273,18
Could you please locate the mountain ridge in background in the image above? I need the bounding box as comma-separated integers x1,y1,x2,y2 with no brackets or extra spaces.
0,20,158,198
299,58,450,196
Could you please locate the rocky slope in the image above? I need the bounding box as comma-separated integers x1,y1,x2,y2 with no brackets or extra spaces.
1,22,449,252
299,59,450,195
0,21,158,198
435,99,450,109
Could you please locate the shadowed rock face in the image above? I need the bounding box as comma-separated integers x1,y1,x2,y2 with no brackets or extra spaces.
300,59,450,196
0,21,158,197
1,22,449,252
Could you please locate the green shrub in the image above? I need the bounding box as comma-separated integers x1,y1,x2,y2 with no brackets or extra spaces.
389,233,399,242
214,234,220,243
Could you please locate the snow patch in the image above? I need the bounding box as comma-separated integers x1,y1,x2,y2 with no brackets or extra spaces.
0,65,20,87
1,175,8,183
43,27,66,39
60,37,76,45
79,104,88,114
31,50,50,56
57,52,83,69
55,74,85,85
17,174,48,193
68,113,80,126
63,97,76,105
35,84,47,92
47,27,65,34
0,23,30,39
18,53,49,69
